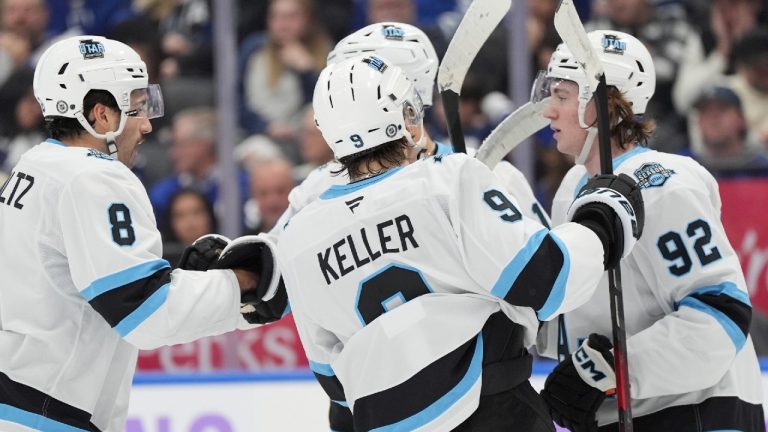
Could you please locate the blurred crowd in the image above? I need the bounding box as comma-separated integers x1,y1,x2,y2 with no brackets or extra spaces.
0,0,767,273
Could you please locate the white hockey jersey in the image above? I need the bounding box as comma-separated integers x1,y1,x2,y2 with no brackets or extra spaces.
276,152,607,431
269,142,551,242
539,146,764,428
0,140,253,432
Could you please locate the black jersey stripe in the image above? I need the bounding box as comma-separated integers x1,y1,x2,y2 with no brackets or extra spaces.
0,372,101,431
88,266,172,333
309,361,346,403
677,282,751,351
353,334,483,432
490,229,566,318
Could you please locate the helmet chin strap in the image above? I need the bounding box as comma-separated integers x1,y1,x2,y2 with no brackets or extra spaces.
75,111,128,157
406,122,427,159
575,127,598,165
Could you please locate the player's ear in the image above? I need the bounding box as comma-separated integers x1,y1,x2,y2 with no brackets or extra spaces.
89,103,118,131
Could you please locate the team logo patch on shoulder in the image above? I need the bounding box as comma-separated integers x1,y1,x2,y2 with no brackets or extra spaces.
79,39,105,59
634,162,675,189
86,148,115,161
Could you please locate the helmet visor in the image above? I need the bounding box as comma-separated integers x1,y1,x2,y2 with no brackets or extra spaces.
127,84,164,119
531,70,556,103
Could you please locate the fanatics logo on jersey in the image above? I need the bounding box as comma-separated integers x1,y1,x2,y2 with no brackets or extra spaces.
601,34,626,55
634,162,675,189
79,39,105,59
86,148,115,161
345,196,364,213
381,25,405,41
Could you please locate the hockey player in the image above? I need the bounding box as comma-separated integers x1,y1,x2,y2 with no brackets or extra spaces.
535,31,765,431
275,54,644,432
180,23,551,430
0,36,267,431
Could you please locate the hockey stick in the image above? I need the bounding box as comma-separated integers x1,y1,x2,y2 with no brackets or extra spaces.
475,98,550,169
438,0,512,154
554,1,634,430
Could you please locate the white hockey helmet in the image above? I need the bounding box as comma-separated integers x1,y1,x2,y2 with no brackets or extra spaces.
532,30,655,163
313,54,425,159
327,22,438,107
34,36,163,151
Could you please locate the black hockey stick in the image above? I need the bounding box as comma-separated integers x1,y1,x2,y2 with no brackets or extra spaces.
554,1,634,430
437,0,512,154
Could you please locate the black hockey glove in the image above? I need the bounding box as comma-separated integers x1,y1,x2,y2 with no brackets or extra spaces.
541,334,616,432
211,235,288,325
567,173,644,270
177,234,231,270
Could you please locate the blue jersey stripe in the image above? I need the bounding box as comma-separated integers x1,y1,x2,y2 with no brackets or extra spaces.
114,282,170,336
0,404,89,432
686,282,751,306
309,360,336,377
81,259,170,301
370,335,484,432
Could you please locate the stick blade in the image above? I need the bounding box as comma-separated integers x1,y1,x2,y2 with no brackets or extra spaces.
553,0,602,92
475,98,550,169
437,0,512,94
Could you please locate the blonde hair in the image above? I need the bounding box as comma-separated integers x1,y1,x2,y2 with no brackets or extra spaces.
265,0,331,88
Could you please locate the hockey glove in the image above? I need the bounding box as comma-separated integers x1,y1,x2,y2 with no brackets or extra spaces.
177,234,231,271
211,235,288,324
566,173,644,270
541,334,616,432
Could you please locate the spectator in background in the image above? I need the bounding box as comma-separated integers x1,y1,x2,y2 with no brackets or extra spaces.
366,0,447,58
691,85,768,173
587,0,695,154
430,72,493,151
246,158,295,234
674,0,763,113
239,0,331,161
45,0,135,38
730,28,768,147
0,0,50,73
0,68,44,172
134,0,214,79
294,105,334,181
163,188,219,266
149,107,249,236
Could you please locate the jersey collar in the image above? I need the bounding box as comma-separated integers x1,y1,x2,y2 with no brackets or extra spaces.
574,146,652,198
45,138,66,147
320,166,404,200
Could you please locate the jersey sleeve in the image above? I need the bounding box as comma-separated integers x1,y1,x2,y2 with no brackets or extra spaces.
446,156,605,321
623,174,751,399
59,166,250,350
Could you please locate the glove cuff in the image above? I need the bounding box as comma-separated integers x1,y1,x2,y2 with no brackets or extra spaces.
572,338,616,393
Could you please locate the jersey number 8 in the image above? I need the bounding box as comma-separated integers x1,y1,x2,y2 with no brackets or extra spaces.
108,203,136,246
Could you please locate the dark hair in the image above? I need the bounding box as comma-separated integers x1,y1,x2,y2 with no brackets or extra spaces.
732,28,768,68
606,86,656,149
44,90,119,140
164,188,218,242
333,138,410,180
